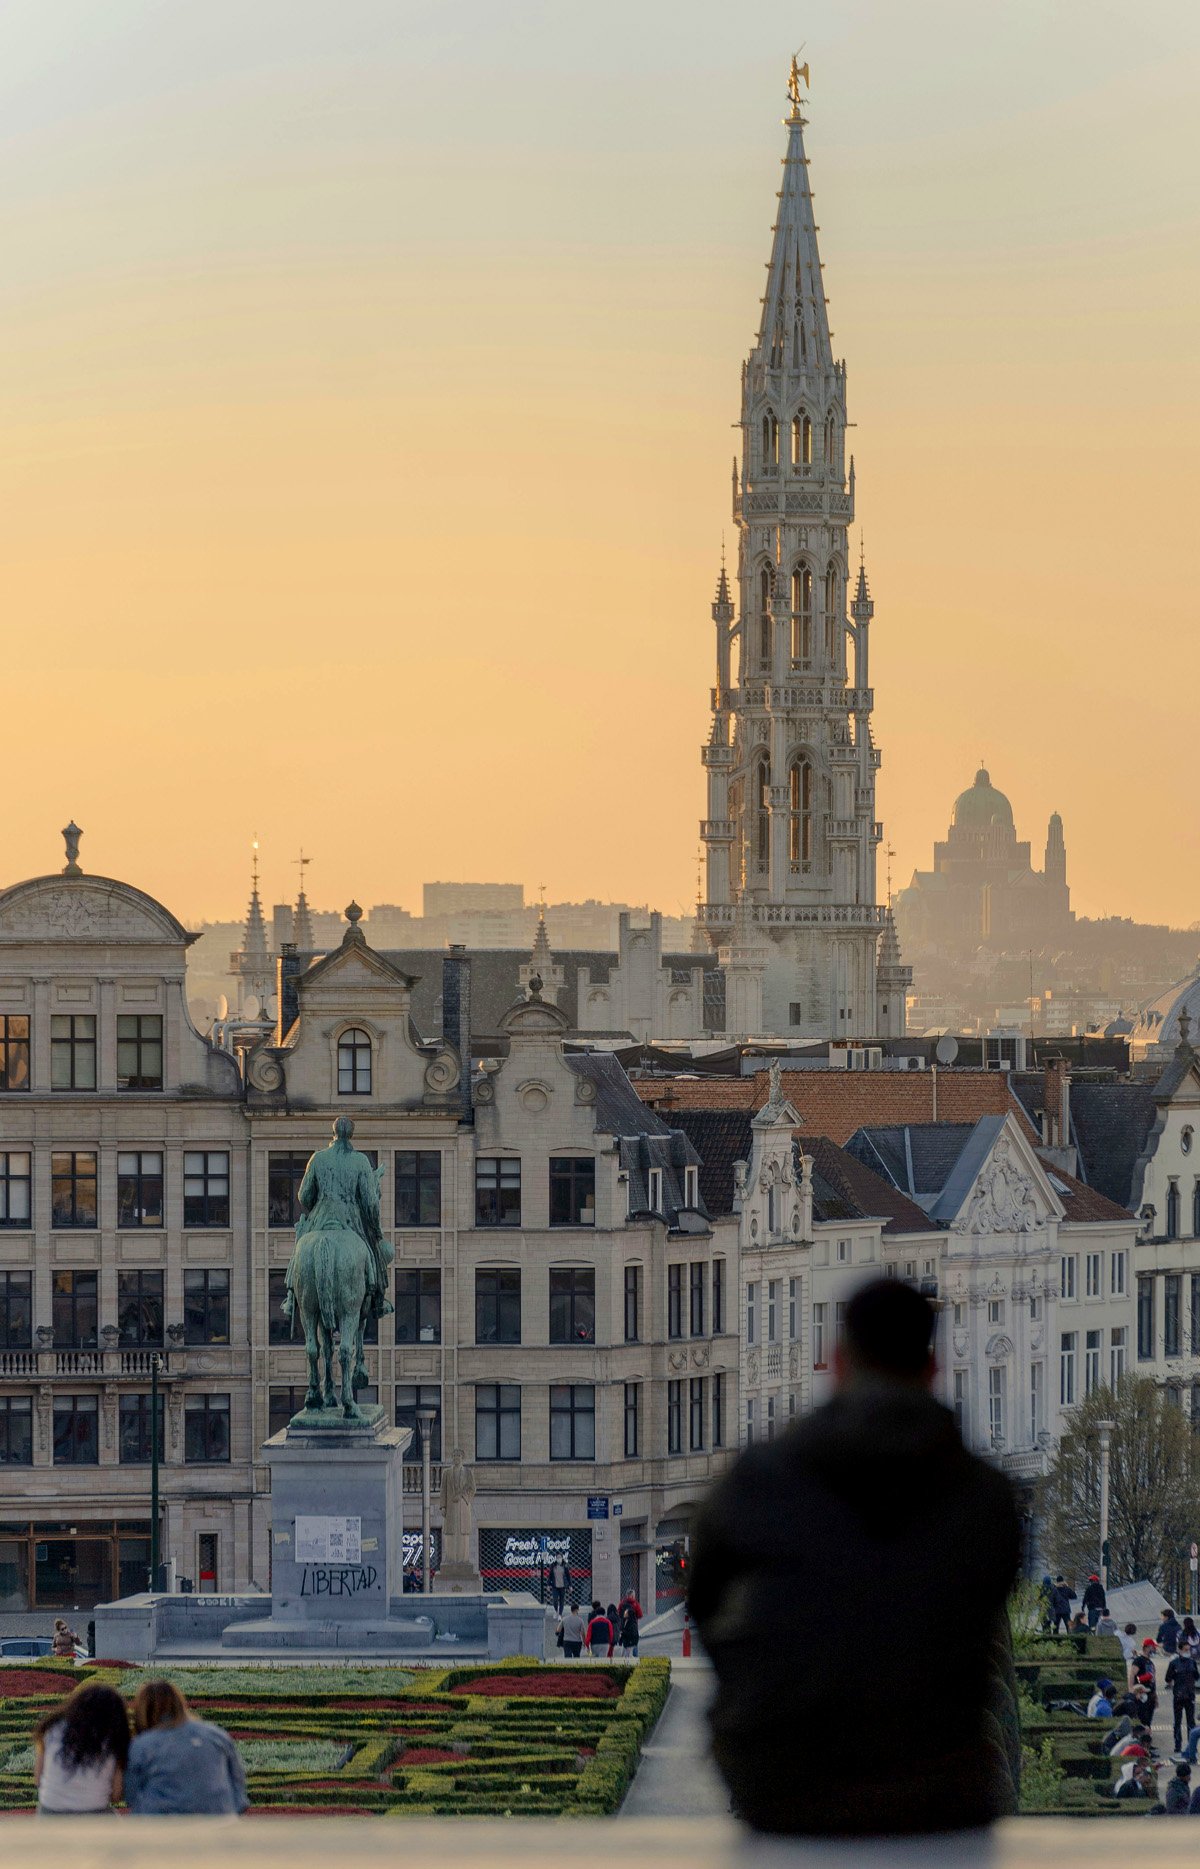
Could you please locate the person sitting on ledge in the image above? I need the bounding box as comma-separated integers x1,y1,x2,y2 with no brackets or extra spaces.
687,1277,1021,1835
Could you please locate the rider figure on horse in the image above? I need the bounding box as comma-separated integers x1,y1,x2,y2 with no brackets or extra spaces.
281,1117,394,1327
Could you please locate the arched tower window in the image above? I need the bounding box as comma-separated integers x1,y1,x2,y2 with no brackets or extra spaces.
1167,1180,1181,1241
791,413,813,468
337,1027,373,1095
753,753,770,870
791,564,813,663
761,412,779,469
824,565,840,662
758,564,773,666
789,758,813,866
824,413,836,466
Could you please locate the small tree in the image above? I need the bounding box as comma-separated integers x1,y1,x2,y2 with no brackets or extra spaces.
1041,1376,1200,1587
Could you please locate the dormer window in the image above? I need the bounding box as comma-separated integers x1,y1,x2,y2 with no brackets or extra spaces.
647,1167,664,1213
337,1027,372,1095
684,1164,699,1208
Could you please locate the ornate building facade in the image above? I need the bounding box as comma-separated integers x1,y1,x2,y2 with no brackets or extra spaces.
700,66,909,1040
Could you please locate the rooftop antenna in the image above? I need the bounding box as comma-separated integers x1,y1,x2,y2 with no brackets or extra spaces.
294,849,312,886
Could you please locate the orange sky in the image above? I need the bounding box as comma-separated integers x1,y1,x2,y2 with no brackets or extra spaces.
1,0,1197,930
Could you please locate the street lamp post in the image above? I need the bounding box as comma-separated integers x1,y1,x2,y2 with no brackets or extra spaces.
149,1353,164,1592
1098,1418,1116,1593
417,1407,435,1595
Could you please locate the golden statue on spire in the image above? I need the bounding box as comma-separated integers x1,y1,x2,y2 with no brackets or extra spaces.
788,52,810,116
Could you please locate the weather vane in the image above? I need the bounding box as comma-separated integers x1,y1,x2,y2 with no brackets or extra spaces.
788,50,810,116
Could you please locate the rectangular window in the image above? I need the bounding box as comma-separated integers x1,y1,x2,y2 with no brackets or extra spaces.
1110,1326,1127,1387
0,1151,31,1228
712,1259,725,1333
184,1151,230,1228
51,1014,96,1090
1060,1331,1077,1407
689,1377,705,1451
268,1269,293,1345
953,1368,967,1435
549,1156,596,1227
1030,1362,1043,1440
647,1167,664,1213
624,1264,641,1343
117,1151,164,1228
0,1393,32,1465
395,1268,441,1344
1060,1254,1077,1301
475,1157,521,1227
767,1279,778,1343
667,1265,684,1340
684,1164,699,1208
1030,1295,1041,1322
746,1281,757,1347
117,1269,163,1348
836,1300,847,1341
812,1302,827,1370
1111,1250,1128,1297
1138,1276,1155,1361
667,1379,682,1455
116,1013,163,1090
1085,1328,1101,1394
395,1151,442,1228
0,1271,32,1349
53,1393,98,1464
52,1270,97,1349
0,1014,30,1092
837,1238,851,1264
549,1383,595,1460
549,1267,595,1344
119,1392,165,1464
184,1393,231,1463
766,1396,776,1441
183,1268,230,1346
746,1397,755,1444
624,1381,641,1458
988,1367,1006,1444
475,1383,521,1461
1085,1251,1102,1300
788,1277,797,1340
1165,1274,1182,1359
475,1268,521,1345
51,1151,97,1228
712,1371,724,1447
268,1152,308,1228
269,1385,305,1438
987,1298,1004,1326
396,1384,441,1462
1193,1278,1200,1359
689,1262,706,1337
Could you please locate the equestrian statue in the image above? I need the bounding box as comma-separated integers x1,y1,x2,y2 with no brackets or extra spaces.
281,1117,394,1420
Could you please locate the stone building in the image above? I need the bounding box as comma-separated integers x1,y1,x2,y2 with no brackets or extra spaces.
697,70,909,1039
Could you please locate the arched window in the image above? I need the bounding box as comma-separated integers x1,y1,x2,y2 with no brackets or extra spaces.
824,565,840,661
791,413,813,468
791,564,813,663
761,412,778,468
1167,1181,1181,1241
824,413,836,465
337,1027,372,1095
789,758,813,865
1193,1178,1200,1239
754,754,770,870
759,564,773,665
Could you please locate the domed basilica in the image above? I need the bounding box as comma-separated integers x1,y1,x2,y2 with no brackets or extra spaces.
895,767,1073,953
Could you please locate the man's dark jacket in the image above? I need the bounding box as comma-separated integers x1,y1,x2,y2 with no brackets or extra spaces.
1082,1579,1107,1613
686,1379,1021,1835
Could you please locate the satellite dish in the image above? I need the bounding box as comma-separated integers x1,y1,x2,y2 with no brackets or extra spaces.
245,993,261,1020
216,993,229,1021
935,1035,959,1066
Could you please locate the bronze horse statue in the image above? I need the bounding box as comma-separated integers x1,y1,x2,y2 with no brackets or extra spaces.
282,1118,393,1420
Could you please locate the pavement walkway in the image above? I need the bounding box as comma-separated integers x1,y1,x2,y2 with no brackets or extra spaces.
621,1659,726,1819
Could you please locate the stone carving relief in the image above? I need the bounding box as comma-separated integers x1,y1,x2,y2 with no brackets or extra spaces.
667,1350,688,1373
422,1049,461,1098
985,1333,1014,1360
952,1330,968,1358
747,1350,761,1385
247,1048,284,1093
690,1344,711,1370
954,1138,1045,1237
0,884,172,942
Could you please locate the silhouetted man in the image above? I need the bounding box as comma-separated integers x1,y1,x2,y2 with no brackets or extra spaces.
687,1278,1021,1835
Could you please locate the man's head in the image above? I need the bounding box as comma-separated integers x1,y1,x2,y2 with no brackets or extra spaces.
1055,1574,1065,1584
1164,1607,1176,1619
1097,1678,1114,1694
332,1116,355,1148
1178,1764,1192,1783
1124,1623,1138,1636
833,1278,937,1388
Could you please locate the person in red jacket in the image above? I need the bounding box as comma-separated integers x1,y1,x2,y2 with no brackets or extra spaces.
585,1601,614,1657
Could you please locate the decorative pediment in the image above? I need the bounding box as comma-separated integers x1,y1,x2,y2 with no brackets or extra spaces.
0,877,189,944
952,1132,1054,1237
297,937,416,995
498,995,571,1037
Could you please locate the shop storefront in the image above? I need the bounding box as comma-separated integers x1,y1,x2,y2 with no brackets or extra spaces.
0,1520,153,1611
478,1526,592,1600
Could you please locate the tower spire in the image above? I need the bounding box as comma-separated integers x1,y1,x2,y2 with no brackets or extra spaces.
757,58,833,372
293,849,315,950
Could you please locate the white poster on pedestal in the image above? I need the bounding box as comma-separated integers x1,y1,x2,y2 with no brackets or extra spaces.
294,1515,362,1564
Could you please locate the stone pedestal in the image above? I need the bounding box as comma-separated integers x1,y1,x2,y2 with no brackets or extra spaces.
257,1407,412,1636
437,1561,483,1596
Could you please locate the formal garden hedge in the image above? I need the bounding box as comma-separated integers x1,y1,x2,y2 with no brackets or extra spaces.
0,1655,669,1816
1014,1628,1158,1817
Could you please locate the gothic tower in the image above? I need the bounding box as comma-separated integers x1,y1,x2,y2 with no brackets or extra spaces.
701,65,907,1039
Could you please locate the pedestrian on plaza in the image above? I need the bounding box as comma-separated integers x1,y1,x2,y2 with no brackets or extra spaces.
549,1556,569,1615
1038,1575,1054,1633
1165,1763,1193,1813
1119,1623,1140,1665
1158,1608,1183,1654
1167,1648,1199,1753
1086,1679,1115,1718
559,1603,587,1659
50,1618,78,1659
1049,1576,1075,1634
585,1601,615,1658
124,1680,247,1815
618,1588,643,1622
1095,1609,1118,1640
1081,1574,1107,1631
1182,1618,1200,1659
687,1278,1021,1835
34,1683,129,1816
618,1600,641,1657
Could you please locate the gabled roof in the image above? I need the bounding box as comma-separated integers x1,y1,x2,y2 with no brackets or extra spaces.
1065,1082,1157,1208
565,1052,673,1138
800,1136,940,1235
298,929,417,992
633,1068,1023,1144
1152,1045,1200,1106
669,1110,755,1216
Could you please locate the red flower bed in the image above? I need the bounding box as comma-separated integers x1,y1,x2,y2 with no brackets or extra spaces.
0,1671,76,1698
398,1747,459,1765
460,1672,621,1699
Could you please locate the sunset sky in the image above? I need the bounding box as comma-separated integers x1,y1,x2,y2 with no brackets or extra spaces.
1,0,1197,929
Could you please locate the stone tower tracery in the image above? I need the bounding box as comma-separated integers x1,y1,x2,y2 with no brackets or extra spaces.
701,70,909,1039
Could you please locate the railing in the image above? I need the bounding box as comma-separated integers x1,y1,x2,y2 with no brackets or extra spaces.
0,1350,36,1378
700,820,734,841
55,1350,102,1376
701,902,887,930
402,1463,444,1496
0,1348,172,1381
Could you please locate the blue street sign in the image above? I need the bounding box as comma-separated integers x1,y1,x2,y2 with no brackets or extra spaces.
587,1496,609,1520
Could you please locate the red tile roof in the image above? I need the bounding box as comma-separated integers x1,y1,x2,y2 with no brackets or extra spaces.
634,1068,1026,1146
